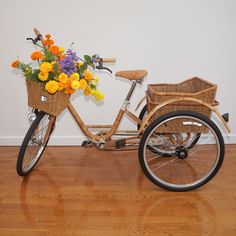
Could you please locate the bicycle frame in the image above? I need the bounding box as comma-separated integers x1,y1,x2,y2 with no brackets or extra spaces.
66,80,143,145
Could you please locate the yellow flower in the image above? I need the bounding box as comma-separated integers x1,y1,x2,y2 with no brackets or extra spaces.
92,77,100,86
69,73,80,81
40,62,52,73
71,80,80,90
79,79,87,89
77,62,84,68
94,90,104,101
38,71,49,81
90,89,96,95
59,47,65,53
58,73,68,83
45,80,59,94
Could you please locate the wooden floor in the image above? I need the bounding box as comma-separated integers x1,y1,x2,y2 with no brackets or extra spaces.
0,145,236,236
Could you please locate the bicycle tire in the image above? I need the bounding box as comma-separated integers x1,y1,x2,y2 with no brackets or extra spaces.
137,104,148,130
17,111,55,176
139,111,225,191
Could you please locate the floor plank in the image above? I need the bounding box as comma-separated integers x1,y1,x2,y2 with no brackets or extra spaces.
0,145,236,235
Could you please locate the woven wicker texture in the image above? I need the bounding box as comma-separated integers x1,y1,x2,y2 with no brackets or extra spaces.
27,81,70,116
146,77,217,133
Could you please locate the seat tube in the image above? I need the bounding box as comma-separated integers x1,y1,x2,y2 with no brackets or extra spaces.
104,81,137,140
126,81,137,101
120,81,137,110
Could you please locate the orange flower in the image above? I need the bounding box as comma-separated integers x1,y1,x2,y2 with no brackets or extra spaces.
64,80,75,94
11,60,20,68
84,70,93,82
65,88,75,94
58,82,66,91
49,46,60,56
45,34,51,39
60,54,66,60
43,39,54,46
80,79,87,89
84,87,91,96
31,51,43,60
58,73,69,84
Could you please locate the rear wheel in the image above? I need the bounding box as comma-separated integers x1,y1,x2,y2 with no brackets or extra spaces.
17,111,55,176
139,111,225,191
138,104,200,155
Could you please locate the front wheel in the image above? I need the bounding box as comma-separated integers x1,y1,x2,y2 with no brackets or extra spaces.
17,111,55,176
139,111,225,191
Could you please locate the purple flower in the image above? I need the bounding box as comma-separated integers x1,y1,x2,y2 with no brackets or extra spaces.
67,49,79,62
59,57,76,76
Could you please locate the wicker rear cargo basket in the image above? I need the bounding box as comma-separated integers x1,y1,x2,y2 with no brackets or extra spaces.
27,81,70,116
146,77,217,133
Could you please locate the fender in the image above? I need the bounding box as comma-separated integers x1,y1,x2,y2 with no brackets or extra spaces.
135,96,146,112
138,97,230,134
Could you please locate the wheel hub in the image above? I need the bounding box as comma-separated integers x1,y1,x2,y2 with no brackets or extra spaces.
175,146,188,160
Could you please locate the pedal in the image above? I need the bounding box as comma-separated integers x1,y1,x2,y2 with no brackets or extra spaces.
81,140,93,147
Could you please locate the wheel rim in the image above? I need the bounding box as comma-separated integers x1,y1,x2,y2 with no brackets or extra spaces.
143,115,221,189
22,114,51,173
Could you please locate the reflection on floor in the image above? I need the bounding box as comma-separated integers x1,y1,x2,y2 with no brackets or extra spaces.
0,145,236,235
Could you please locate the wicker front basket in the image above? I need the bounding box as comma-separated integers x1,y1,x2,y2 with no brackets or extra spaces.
27,81,70,116
146,77,217,133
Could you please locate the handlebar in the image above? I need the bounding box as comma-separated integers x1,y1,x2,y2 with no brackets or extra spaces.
98,58,116,63
26,28,43,45
28,28,116,73
95,57,116,73
34,28,41,37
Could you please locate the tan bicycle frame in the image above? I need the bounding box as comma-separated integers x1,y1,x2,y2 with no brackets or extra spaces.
67,81,143,143
33,28,230,143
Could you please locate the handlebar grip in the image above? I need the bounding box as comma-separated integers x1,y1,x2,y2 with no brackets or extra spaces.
34,28,41,36
101,58,116,63
33,28,43,43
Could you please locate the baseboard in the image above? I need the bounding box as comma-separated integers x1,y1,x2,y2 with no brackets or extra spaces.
0,136,85,146
0,134,236,146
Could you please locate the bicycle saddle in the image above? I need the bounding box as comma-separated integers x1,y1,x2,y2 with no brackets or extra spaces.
115,70,148,81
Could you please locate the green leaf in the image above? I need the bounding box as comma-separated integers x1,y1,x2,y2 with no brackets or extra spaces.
79,63,88,73
48,72,55,81
52,63,59,75
84,55,93,66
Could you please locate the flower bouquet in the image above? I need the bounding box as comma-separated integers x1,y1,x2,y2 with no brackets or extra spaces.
11,32,104,116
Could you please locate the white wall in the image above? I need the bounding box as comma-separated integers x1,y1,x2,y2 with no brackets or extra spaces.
0,0,235,145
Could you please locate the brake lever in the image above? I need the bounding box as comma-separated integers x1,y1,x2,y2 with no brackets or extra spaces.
95,65,112,73
95,59,112,73
26,34,42,44
103,67,112,73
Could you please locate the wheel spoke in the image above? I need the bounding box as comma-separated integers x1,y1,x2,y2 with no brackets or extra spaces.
139,111,224,191
17,112,53,176
150,157,178,171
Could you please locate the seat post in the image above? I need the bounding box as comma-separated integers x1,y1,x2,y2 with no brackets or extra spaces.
125,81,137,102
120,81,137,111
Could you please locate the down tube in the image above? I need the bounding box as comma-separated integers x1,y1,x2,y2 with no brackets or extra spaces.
67,101,95,140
